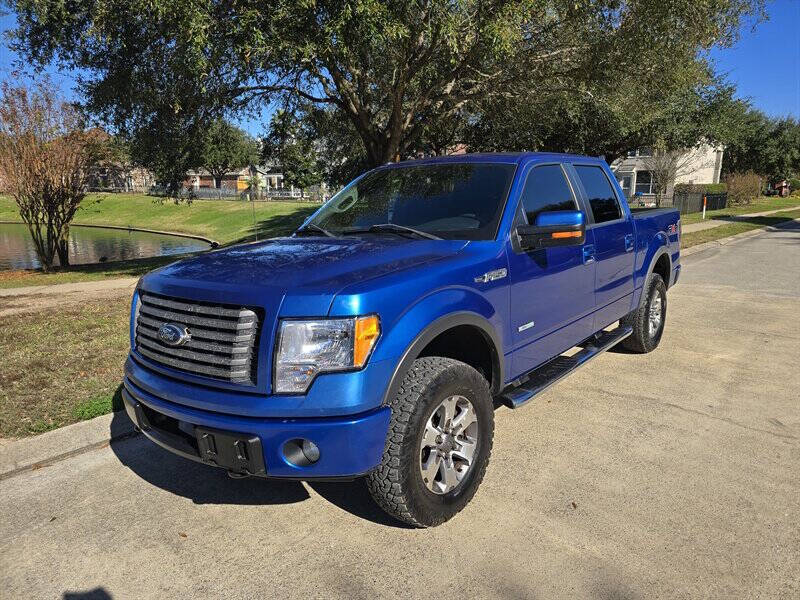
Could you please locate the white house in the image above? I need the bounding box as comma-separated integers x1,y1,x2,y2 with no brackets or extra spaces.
610,143,724,201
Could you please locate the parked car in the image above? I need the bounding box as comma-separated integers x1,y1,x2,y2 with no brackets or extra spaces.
122,153,681,527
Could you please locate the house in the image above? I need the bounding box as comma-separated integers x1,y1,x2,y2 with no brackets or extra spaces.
610,143,724,202
183,164,324,198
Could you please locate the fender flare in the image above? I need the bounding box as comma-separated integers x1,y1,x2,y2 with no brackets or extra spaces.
636,244,672,309
381,312,504,405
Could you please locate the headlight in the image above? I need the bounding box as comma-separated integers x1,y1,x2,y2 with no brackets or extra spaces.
274,315,380,394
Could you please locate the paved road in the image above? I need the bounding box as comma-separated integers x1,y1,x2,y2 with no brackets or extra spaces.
2,225,799,599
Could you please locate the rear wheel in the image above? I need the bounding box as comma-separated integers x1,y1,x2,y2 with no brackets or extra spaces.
621,272,667,353
366,357,494,527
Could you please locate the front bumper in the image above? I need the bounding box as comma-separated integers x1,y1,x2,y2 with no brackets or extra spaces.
122,377,391,479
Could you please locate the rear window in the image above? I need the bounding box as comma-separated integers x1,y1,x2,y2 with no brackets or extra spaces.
575,165,621,224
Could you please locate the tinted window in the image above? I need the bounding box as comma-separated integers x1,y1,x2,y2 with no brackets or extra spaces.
575,165,621,223
519,165,576,223
311,163,516,240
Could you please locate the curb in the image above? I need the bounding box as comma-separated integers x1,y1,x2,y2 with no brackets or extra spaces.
0,411,138,481
0,220,219,247
681,217,800,257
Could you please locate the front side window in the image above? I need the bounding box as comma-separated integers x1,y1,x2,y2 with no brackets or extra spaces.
519,164,577,223
308,163,516,240
575,165,622,224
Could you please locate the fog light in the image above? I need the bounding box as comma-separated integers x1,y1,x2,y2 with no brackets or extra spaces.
283,438,321,467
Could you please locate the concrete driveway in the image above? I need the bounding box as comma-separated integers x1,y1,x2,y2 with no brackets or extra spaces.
2,224,799,599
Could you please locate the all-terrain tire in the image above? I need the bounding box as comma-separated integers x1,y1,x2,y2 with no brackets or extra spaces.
620,272,667,353
366,357,494,528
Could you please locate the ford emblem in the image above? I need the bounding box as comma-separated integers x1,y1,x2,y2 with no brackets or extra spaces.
157,323,191,346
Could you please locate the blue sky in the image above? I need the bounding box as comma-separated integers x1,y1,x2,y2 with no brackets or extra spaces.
1,0,798,136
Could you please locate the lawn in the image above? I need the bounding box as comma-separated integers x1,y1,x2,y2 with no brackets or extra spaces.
681,208,800,248
0,193,319,245
0,296,131,438
0,193,318,288
679,196,800,225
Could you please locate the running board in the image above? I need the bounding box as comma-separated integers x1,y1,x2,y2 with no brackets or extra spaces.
499,325,633,409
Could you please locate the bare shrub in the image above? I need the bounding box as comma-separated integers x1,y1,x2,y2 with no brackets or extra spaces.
726,171,762,206
0,82,102,270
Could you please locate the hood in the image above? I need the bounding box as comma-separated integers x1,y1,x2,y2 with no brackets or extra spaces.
140,235,467,315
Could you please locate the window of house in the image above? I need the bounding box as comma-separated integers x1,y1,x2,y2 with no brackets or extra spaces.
635,170,653,195
519,164,577,223
575,165,621,224
616,173,632,197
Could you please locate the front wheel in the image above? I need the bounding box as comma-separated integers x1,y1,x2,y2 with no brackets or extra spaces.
621,272,667,353
366,357,494,527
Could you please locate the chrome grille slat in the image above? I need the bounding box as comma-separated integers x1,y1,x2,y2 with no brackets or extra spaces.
136,347,251,380
139,304,256,330
136,334,254,365
136,329,252,355
137,315,255,343
135,291,261,385
140,294,253,319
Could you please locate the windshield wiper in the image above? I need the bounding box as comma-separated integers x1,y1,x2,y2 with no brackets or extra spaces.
294,223,335,238
345,223,441,240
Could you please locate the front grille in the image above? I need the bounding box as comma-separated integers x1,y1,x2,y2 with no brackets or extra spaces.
135,291,261,385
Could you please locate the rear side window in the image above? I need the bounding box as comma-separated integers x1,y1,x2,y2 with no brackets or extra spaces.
575,165,621,223
519,164,576,223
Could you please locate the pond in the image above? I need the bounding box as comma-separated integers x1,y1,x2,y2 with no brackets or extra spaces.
0,223,211,271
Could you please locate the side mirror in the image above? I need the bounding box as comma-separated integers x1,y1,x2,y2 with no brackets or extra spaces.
516,210,585,251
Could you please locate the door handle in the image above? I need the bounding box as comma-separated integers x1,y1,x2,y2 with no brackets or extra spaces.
624,234,634,252
582,245,596,264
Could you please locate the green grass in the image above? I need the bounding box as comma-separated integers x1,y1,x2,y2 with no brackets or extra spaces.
0,296,131,438
0,193,318,289
0,193,318,244
679,197,800,225
681,208,800,248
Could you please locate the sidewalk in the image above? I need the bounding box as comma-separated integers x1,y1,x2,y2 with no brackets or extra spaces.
0,277,138,316
681,205,800,234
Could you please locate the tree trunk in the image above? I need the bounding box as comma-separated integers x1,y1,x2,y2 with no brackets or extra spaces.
56,237,70,266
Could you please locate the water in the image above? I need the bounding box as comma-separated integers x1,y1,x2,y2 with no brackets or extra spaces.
0,223,211,270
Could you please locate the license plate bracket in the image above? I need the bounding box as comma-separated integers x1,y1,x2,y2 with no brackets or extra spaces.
194,426,266,477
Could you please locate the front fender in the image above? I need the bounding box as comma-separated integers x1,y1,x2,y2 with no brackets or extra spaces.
370,288,505,404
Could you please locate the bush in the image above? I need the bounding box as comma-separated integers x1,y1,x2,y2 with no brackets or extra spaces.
789,178,800,192
674,182,727,195
726,172,762,205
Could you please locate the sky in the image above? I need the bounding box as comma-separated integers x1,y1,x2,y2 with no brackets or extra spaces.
1,0,798,136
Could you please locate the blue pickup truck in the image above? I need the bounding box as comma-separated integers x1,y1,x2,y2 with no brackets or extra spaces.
123,153,680,527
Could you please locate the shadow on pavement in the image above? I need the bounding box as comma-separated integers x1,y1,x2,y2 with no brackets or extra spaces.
108,410,410,527
63,588,112,600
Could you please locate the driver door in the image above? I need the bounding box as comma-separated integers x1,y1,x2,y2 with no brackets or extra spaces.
506,163,597,378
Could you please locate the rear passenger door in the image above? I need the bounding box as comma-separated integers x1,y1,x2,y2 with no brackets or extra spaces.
507,163,596,378
569,164,635,330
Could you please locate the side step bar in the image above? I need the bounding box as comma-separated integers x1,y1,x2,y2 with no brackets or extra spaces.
498,325,633,409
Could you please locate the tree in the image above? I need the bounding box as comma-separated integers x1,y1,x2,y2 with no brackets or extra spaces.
0,82,102,270
262,110,323,196
723,109,800,183
10,0,763,173
198,119,258,189
639,145,697,207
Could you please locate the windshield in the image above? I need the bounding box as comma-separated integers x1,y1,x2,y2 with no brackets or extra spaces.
307,162,517,241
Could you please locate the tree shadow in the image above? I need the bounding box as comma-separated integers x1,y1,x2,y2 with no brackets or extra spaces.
230,206,318,245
